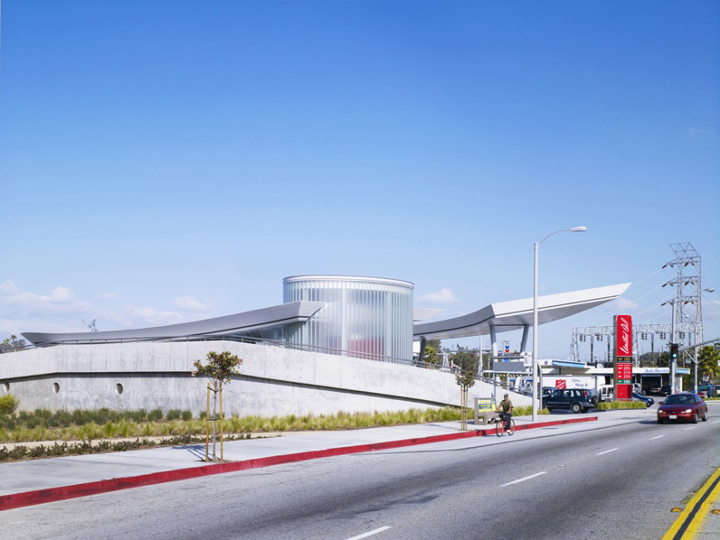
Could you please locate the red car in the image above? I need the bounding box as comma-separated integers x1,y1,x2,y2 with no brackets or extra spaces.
657,393,708,424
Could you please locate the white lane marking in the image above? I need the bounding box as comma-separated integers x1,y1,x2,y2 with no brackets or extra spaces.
501,471,547,487
596,448,619,456
345,526,391,540
685,427,697,430
649,435,664,440
713,421,720,424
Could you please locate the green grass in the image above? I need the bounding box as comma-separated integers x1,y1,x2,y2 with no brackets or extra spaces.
0,407,467,444
1,405,558,445
0,404,563,462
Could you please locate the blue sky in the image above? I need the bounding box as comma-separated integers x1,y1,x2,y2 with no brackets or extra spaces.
1,1,718,359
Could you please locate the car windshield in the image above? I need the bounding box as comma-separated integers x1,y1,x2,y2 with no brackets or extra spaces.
664,395,693,405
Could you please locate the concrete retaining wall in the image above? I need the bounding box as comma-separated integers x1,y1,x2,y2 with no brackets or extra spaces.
0,341,531,415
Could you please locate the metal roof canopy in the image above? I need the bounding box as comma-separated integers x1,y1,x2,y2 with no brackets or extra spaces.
413,283,631,341
22,301,326,346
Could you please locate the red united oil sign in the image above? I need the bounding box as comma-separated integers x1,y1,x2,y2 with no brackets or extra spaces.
614,315,633,400
615,314,632,357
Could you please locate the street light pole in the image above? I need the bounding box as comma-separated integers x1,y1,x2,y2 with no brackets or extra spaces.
693,288,716,393
532,226,587,421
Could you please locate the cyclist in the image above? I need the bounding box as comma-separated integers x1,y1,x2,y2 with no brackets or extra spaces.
496,393,513,430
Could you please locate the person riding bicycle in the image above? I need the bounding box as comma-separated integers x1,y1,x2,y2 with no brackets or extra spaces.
496,393,513,429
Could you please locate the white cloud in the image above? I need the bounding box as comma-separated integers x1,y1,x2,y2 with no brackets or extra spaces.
0,280,96,334
687,128,715,138
122,305,183,326
418,288,459,304
0,280,186,336
173,295,215,313
97,293,119,300
617,297,639,311
47,287,75,303
0,280,90,315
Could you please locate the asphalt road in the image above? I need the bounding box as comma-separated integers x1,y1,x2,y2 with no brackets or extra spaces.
6,415,720,540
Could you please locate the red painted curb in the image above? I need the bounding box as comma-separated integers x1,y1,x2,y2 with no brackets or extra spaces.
0,416,597,511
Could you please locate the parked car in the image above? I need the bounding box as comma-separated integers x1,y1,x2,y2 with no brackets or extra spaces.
598,385,614,402
697,383,714,396
660,385,672,396
698,391,708,399
632,392,654,408
543,389,596,413
657,393,708,423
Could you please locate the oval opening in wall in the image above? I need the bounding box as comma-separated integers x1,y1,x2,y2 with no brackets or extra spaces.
116,383,124,395
53,382,60,393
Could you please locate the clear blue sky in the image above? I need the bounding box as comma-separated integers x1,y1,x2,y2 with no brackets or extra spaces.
1,1,718,359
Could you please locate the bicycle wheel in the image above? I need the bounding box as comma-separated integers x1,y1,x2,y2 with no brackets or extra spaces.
507,419,516,436
495,419,506,437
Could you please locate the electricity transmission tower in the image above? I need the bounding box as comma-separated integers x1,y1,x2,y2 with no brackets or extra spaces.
570,243,705,367
661,242,704,349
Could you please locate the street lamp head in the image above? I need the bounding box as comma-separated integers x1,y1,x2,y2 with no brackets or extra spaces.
569,226,587,233
704,287,716,293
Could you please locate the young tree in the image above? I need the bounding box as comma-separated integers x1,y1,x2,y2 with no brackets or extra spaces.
455,369,477,431
193,351,242,461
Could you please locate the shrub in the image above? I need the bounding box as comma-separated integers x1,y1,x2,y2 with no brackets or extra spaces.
181,410,192,421
129,409,148,423
512,405,549,416
0,395,19,415
596,400,647,410
166,409,181,421
148,408,164,422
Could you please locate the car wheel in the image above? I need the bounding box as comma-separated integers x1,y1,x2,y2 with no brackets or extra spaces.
692,413,699,424
702,412,708,422
571,402,581,414
657,418,664,424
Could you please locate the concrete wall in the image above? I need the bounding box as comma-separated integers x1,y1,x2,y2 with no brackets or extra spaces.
0,341,531,415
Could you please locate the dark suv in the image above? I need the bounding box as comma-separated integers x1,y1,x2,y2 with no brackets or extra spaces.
543,389,597,413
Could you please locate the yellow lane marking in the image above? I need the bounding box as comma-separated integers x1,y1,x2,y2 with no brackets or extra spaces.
662,467,720,540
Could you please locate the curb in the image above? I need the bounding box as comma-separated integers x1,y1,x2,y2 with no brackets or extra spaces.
0,416,597,511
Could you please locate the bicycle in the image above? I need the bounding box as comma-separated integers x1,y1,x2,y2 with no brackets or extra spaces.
495,412,516,437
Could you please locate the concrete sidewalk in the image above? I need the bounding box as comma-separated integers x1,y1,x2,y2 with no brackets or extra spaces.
0,409,654,511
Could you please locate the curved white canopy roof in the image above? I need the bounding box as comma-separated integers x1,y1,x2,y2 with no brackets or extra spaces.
23,301,326,346
413,283,631,340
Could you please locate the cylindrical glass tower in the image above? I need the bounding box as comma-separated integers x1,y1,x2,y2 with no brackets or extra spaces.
283,275,414,361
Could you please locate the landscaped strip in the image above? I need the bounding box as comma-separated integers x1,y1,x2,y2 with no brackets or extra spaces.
0,416,596,512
